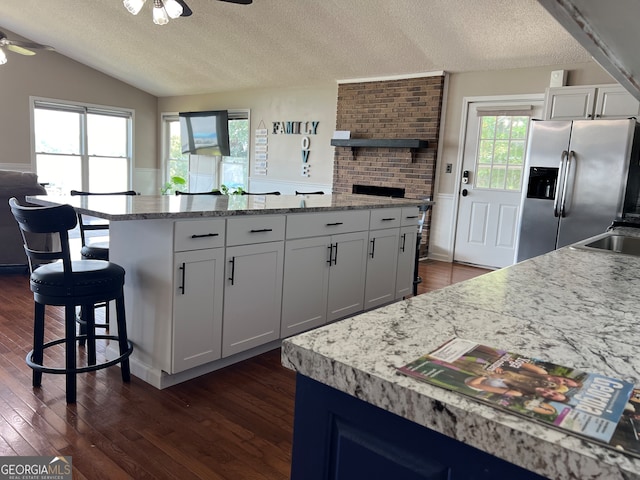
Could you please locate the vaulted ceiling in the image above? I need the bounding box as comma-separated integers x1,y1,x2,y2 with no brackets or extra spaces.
0,0,593,97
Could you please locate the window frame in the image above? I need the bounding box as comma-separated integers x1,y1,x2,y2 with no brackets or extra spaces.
30,96,134,192
161,109,250,192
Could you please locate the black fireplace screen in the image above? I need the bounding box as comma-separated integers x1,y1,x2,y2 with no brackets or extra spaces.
352,184,405,198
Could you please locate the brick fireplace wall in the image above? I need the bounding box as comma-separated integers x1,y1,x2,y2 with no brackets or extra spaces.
332,75,445,254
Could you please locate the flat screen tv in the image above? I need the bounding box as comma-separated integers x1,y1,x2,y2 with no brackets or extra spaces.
179,110,230,156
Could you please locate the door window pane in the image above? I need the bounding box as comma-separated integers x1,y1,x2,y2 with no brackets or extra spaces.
474,115,530,191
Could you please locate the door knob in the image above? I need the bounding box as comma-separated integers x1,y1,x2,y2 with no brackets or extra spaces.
462,189,468,197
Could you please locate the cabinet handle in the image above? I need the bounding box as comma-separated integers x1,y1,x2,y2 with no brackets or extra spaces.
179,262,186,295
401,233,406,252
369,238,376,258
250,228,273,233
326,222,343,226
405,215,419,219
381,217,396,221
191,233,219,239
333,242,338,265
228,257,236,285
327,244,333,265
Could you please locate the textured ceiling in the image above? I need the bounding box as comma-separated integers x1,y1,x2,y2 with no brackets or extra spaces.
0,0,592,97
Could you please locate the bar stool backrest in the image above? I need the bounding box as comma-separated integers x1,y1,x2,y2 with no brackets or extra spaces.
241,191,281,195
8,197,76,276
69,190,137,254
175,190,223,195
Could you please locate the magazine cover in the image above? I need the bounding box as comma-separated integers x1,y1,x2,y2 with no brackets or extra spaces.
397,337,634,444
609,388,640,456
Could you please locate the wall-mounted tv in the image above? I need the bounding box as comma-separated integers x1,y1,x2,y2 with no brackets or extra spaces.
179,110,230,156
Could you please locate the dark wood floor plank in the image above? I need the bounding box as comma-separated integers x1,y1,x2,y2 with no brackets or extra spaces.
0,260,488,479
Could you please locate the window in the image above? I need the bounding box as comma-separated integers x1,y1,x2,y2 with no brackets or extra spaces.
162,110,249,194
32,99,132,195
475,115,530,191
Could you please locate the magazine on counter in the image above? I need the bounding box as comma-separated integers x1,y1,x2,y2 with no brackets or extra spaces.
397,337,634,445
609,388,640,456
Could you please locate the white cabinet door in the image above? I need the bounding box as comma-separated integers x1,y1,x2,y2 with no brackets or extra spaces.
395,225,417,299
327,231,368,322
172,248,224,373
544,85,640,120
364,228,399,310
281,236,331,337
594,85,640,119
544,86,596,120
223,241,284,357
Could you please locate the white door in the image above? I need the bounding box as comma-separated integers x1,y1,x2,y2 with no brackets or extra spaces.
454,102,542,268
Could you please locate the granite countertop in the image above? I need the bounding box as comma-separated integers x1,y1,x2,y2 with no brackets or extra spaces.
282,229,640,480
26,193,431,220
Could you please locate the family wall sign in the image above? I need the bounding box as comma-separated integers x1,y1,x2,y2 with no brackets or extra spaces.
272,121,319,177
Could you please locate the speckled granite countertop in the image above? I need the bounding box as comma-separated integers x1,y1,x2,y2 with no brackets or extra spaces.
282,229,640,480
27,193,431,220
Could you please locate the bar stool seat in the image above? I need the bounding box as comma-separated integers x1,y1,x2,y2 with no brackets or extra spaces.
9,197,133,404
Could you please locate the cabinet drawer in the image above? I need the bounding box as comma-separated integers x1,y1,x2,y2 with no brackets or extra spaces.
174,219,226,252
226,215,285,246
286,210,370,239
369,208,401,230
401,206,421,227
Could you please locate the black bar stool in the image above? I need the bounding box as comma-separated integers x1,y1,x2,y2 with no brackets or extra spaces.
9,197,133,404
69,190,137,261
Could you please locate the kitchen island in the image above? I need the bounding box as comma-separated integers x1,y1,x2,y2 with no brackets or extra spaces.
29,193,430,388
281,229,640,479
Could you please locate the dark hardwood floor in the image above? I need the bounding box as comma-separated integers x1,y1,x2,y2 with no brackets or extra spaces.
0,259,489,479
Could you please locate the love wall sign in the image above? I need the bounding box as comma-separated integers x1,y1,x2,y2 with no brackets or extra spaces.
272,121,319,177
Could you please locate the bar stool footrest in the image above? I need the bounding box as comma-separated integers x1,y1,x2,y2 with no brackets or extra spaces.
26,335,133,375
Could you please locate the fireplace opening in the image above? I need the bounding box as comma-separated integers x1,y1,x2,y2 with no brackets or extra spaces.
352,184,405,198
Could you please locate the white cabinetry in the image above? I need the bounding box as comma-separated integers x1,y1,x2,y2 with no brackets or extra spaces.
544,84,640,120
364,209,401,310
395,207,420,299
281,210,369,337
222,215,285,357
172,219,225,374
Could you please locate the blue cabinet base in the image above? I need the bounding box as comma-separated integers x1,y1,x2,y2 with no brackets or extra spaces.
290,374,548,480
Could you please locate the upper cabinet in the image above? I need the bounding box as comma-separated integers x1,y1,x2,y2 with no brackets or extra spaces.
543,84,640,121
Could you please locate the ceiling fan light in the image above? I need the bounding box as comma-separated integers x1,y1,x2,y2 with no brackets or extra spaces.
163,0,183,19
123,0,146,15
0,48,6,65
152,1,170,25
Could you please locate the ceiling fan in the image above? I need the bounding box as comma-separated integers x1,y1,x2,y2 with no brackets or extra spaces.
0,31,54,65
178,0,253,15
124,0,252,25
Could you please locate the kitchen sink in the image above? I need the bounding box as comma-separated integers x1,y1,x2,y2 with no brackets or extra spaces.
571,233,640,256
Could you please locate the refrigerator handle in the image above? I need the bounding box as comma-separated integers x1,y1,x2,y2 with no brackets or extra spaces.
560,150,574,217
553,150,568,217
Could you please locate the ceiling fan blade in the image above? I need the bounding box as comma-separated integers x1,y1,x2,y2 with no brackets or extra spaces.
6,44,36,56
218,0,253,4
175,0,193,16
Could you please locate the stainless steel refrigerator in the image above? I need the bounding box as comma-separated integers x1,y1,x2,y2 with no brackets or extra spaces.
516,118,640,262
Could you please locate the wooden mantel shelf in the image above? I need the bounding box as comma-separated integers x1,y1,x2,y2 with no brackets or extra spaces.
330,138,429,162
